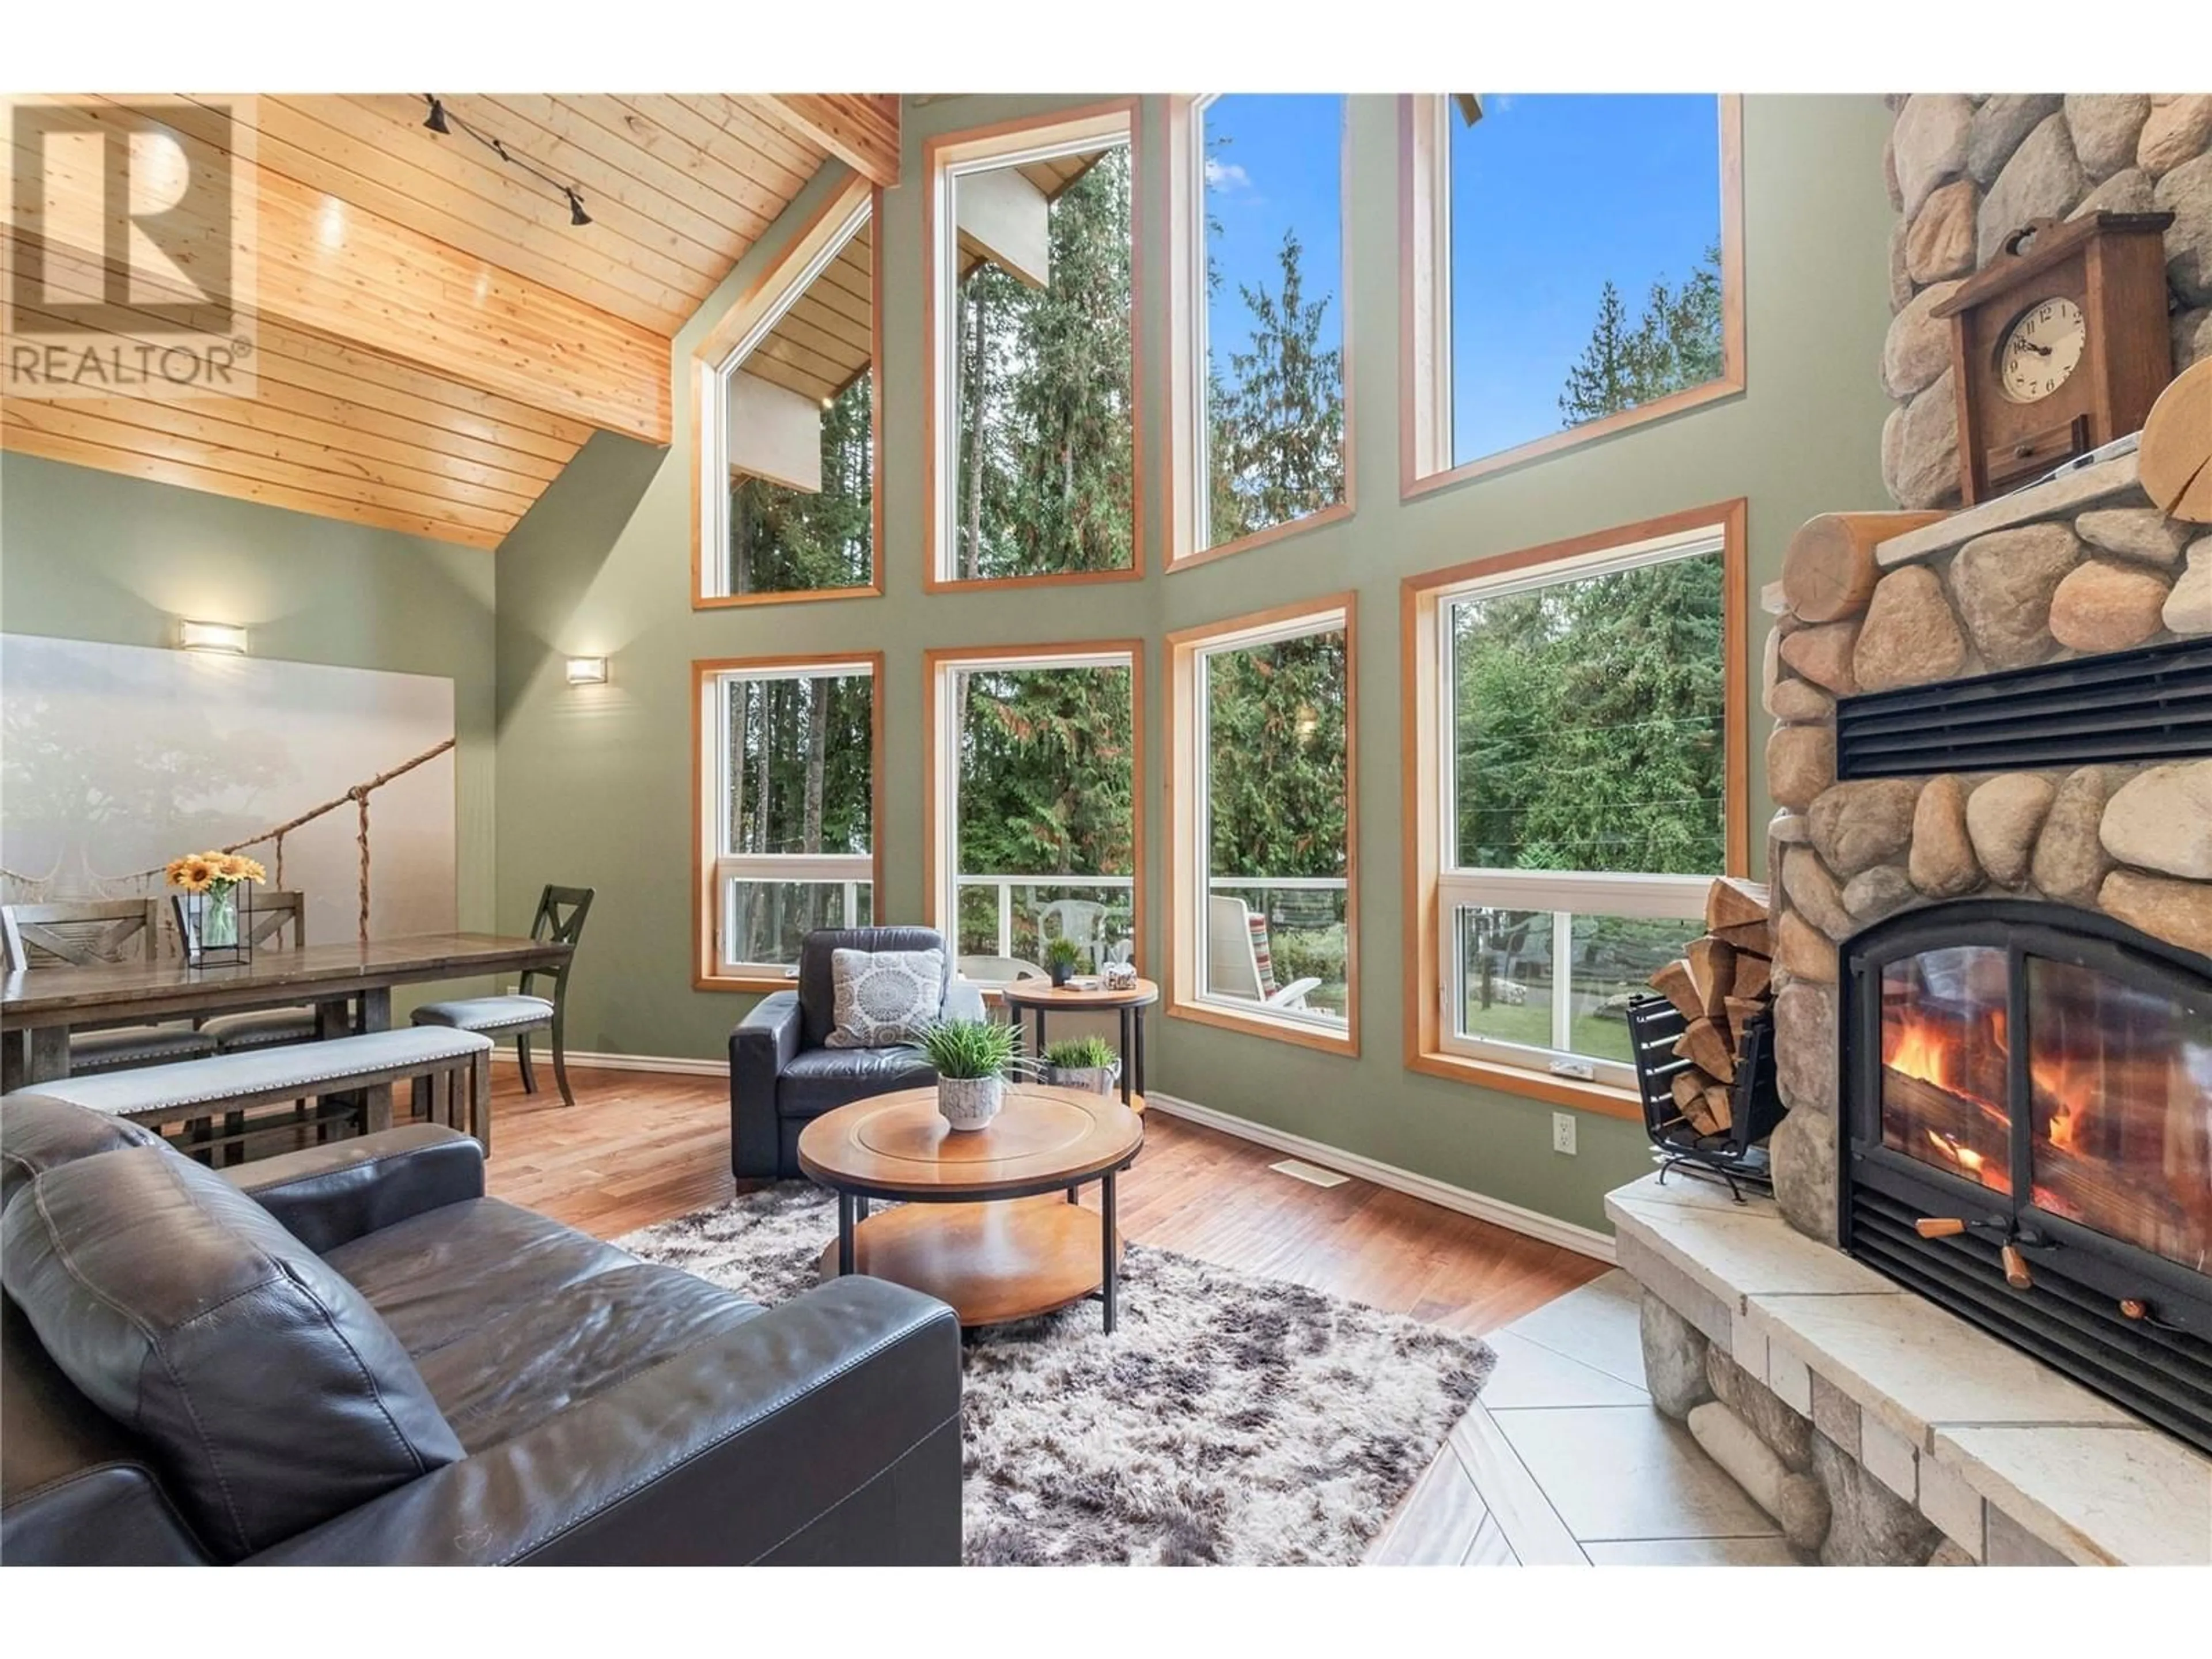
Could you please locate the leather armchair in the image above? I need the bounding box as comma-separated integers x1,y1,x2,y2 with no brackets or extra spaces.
0,1094,962,1566
730,927,984,1179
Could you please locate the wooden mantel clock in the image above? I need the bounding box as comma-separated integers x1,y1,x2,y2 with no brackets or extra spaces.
1930,211,2175,503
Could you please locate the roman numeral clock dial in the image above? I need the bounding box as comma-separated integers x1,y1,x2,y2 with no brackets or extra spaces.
1998,297,2085,403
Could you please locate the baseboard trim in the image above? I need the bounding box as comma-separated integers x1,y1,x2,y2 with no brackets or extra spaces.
488,1048,728,1078
1143,1092,1617,1265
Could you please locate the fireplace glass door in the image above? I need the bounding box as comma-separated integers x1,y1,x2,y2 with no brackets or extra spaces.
1877,941,2212,1275
1880,945,2013,1197
2027,957,2212,1275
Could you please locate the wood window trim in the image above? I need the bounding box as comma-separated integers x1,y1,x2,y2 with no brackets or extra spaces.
1163,95,1357,575
1397,94,1746,503
1399,499,1749,1119
921,639,1148,974
692,651,887,993
922,101,1147,596
691,175,884,611
1165,594,1359,1058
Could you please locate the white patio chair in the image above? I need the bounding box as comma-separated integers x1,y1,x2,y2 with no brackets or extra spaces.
1205,896,1321,1011
1034,899,1110,969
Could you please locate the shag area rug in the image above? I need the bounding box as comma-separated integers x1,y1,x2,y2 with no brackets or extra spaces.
619,1185,1494,1565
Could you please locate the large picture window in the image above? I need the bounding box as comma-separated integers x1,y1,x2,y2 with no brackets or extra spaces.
1402,95,1742,495
694,177,880,605
926,105,1139,588
1166,94,1350,567
1168,598,1356,1052
925,645,1142,984
1403,505,1747,1109
694,656,880,988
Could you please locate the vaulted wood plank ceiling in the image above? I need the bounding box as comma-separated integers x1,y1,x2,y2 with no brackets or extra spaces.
1,92,899,549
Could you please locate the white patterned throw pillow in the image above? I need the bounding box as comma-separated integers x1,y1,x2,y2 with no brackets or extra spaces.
823,948,945,1048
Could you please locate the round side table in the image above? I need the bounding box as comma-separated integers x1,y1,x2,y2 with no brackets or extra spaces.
998,976,1159,1106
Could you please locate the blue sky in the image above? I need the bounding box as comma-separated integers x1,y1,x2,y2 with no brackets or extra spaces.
1449,94,1722,464
1200,94,1721,466
1203,94,1346,381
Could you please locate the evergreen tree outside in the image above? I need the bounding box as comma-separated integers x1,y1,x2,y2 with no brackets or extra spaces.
729,371,873,594
722,671,875,964
1557,244,1724,426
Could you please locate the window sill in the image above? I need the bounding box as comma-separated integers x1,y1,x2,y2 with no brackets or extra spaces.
922,565,1143,596
1402,374,1744,503
1168,501,1352,574
1168,994,1357,1057
694,583,883,612
694,972,801,995
1406,1047,1645,1122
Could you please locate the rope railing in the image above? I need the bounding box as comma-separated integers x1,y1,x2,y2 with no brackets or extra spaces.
1,737,456,945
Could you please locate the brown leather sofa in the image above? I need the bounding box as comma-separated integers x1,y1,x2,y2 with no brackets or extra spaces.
731,927,982,1179
0,1093,962,1566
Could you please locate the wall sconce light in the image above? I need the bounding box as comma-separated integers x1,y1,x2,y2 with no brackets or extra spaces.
565,656,609,686
176,619,249,655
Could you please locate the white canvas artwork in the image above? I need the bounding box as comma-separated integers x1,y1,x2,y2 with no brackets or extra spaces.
1,634,457,941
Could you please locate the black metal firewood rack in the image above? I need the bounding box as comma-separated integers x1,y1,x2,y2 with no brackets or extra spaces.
1626,995,1789,1202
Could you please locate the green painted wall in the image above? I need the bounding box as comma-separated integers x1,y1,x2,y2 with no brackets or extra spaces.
493,94,1898,1232
0,449,499,960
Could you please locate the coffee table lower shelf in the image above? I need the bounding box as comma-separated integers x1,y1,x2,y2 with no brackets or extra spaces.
819,1196,1122,1329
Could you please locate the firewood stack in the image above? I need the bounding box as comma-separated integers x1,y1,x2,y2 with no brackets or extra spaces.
1646,877,1774,1139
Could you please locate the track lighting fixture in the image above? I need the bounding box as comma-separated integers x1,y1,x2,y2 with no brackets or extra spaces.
419,95,590,230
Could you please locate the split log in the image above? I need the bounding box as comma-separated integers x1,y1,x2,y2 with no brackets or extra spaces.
2141,358,2212,524
1650,959,1704,1024
1685,937,1737,1017
1705,876,1771,933
1674,1018,1737,1084
1732,953,1772,1002
1780,512,1944,623
1711,919,1773,956
1671,1070,1708,1118
1725,996,1767,1051
1702,1084,1735,1135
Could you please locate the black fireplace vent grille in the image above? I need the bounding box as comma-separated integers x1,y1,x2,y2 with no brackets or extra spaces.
1835,635,2212,779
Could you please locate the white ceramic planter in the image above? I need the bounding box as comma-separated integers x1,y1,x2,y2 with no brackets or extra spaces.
937,1073,1005,1131
1043,1062,1120,1097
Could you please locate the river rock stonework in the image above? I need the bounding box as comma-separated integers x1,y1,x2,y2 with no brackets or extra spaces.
1881,93,2212,510
1759,458,2212,1256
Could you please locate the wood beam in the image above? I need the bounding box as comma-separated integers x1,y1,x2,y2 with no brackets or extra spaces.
748,95,900,190
22,98,671,445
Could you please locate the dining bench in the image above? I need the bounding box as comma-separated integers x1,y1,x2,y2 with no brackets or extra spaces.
0,1028,495,1163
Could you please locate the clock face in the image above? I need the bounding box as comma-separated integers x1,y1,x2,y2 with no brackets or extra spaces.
1998,297,2085,403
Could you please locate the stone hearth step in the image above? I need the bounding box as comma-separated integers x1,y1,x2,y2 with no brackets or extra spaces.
1607,1171,2212,1566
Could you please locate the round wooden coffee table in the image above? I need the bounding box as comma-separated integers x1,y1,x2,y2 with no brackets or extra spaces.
999,976,1159,1105
797,1085,1144,1332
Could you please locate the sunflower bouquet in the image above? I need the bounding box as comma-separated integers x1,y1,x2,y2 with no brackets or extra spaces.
165,850,267,962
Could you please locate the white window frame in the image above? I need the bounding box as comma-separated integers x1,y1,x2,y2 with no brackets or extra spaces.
704,658,876,983
926,645,1141,987
1180,603,1355,1046
924,104,1139,589
1431,525,1726,1086
1165,93,1353,569
694,178,876,604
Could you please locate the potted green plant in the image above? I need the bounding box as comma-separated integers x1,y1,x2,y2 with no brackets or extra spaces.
903,1018,1033,1131
1041,935,1084,988
1041,1034,1120,1096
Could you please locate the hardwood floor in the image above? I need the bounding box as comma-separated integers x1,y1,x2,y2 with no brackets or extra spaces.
483,1064,1606,1333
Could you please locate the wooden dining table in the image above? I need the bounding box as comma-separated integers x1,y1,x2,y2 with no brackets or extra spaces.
0,932,571,1099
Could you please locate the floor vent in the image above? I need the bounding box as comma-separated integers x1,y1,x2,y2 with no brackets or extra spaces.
1270,1158,1350,1189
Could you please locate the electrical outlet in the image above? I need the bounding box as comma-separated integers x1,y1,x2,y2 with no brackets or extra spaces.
1551,1112,1577,1156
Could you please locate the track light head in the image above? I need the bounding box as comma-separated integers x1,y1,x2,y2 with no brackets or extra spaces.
567,188,592,228
423,96,450,135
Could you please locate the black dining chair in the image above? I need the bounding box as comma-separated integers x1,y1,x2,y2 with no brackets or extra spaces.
410,885,593,1108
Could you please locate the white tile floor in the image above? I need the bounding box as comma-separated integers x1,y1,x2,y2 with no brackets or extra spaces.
1367,1268,1808,1566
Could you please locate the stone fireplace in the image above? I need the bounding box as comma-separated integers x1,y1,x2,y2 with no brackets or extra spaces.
1605,93,2212,1567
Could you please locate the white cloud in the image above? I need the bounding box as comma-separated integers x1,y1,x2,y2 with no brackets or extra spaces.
1203,157,1251,194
